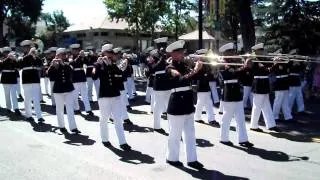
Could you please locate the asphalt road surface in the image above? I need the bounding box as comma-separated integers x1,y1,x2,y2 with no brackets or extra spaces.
0,78,319,180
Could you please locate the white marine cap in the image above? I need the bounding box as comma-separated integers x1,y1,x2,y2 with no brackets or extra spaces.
48,47,58,52
251,43,264,50
2,46,12,52
44,49,50,54
101,44,113,53
113,47,122,54
149,49,159,57
69,43,81,49
20,40,33,46
56,48,66,55
288,49,297,55
86,45,94,50
154,37,168,44
195,49,207,55
219,43,235,53
29,47,37,54
166,40,185,53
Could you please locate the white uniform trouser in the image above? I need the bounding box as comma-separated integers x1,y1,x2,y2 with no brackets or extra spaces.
44,77,50,95
98,97,127,145
167,113,197,162
145,80,152,103
16,77,22,96
209,81,220,104
123,82,129,106
73,82,91,112
194,92,215,122
243,86,253,108
132,65,138,77
250,94,276,129
23,83,42,119
138,64,144,77
273,90,292,120
153,90,171,129
54,91,77,130
87,77,100,101
219,101,224,113
220,101,248,143
120,90,129,120
2,84,18,110
50,81,55,105
289,86,305,112
126,77,136,99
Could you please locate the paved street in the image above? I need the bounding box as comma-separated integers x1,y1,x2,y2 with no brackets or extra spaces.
0,78,319,180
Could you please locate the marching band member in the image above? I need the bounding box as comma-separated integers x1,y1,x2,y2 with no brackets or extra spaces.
288,49,306,115
239,59,254,110
271,57,293,122
149,47,171,133
85,45,99,102
47,48,81,134
92,44,131,150
112,47,133,125
0,47,21,115
47,47,58,106
193,49,220,127
165,40,203,169
218,43,254,148
69,44,94,116
19,40,45,123
250,43,280,131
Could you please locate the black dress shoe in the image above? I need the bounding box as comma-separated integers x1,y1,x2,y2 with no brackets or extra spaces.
86,111,94,116
166,160,183,167
38,118,45,123
71,129,81,134
154,128,166,134
213,103,220,108
18,94,24,101
124,119,133,125
60,128,68,133
250,128,263,132
40,100,46,104
109,118,114,122
268,126,281,132
209,121,220,127
127,106,132,110
74,110,81,115
14,109,22,116
187,161,204,170
239,141,254,148
220,141,233,146
6,109,12,113
102,141,111,147
218,112,223,115
196,120,205,124
120,143,132,151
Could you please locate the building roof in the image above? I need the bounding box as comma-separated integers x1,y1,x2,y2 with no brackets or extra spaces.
64,15,129,32
179,30,215,40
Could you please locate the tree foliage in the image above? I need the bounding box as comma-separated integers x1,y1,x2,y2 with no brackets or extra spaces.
41,10,70,33
254,0,320,54
0,0,44,45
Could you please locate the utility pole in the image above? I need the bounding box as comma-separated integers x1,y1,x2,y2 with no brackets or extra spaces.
215,0,220,51
198,0,203,49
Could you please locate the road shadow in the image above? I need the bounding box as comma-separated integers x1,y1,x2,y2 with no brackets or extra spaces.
196,138,214,148
80,114,100,122
106,144,155,164
124,123,153,133
61,131,96,146
127,108,148,115
29,120,59,133
230,146,309,162
173,166,249,180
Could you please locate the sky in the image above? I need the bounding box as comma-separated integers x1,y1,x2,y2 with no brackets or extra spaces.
42,0,107,25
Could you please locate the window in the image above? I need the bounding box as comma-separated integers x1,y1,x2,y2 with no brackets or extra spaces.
76,33,86,38
93,32,99,36
101,32,109,36
115,32,132,37
62,34,70,38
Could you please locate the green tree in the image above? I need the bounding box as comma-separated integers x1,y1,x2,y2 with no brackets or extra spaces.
40,10,70,47
0,0,44,46
254,0,320,54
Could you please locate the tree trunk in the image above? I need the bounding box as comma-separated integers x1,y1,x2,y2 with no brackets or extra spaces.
238,0,256,53
0,3,5,46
